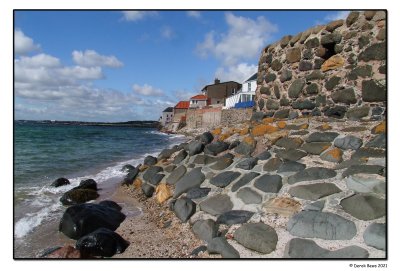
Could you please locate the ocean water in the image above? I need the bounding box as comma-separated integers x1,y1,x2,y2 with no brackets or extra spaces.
13,121,186,258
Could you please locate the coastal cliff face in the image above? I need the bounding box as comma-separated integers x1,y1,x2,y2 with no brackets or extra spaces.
255,11,386,121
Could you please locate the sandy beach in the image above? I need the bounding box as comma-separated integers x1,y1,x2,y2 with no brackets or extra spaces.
110,185,206,258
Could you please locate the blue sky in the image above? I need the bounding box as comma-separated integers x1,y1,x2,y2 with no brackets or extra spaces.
14,10,350,121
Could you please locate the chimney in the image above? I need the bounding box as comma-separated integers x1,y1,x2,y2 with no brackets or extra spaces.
214,78,220,84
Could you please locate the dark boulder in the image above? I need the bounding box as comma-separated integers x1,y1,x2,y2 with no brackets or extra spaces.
121,166,140,186
76,228,129,257
144,155,157,166
141,183,155,198
204,141,229,156
60,189,99,206
173,150,188,164
173,197,196,222
79,179,98,191
143,166,163,182
186,140,205,156
51,177,70,187
121,164,135,172
98,200,122,211
199,131,214,145
59,203,126,240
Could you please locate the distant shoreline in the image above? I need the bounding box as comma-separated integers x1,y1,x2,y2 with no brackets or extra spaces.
14,120,160,128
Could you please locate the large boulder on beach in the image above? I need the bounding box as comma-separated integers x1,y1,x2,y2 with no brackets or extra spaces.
51,177,70,187
76,228,129,258
173,167,205,198
59,203,126,240
60,188,99,206
98,200,122,211
204,141,229,155
121,166,140,186
199,131,214,145
144,155,158,166
79,179,98,190
186,141,205,156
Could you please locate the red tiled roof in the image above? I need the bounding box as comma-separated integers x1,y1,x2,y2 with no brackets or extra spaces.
174,101,190,109
190,94,208,100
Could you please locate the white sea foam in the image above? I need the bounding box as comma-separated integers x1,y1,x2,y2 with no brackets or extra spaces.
14,203,61,238
14,133,187,240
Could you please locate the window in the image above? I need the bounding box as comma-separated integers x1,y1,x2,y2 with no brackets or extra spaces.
231,88,235,95
248,82,251,92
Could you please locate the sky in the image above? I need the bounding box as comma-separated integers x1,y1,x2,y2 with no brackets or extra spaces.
14,10,352,122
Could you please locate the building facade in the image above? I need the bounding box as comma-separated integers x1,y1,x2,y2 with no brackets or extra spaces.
225,73,257,109
160,107,174,126
201,79,241,106
189,94,208,109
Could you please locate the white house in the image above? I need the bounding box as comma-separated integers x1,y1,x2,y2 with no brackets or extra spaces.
224,73,257,109
160,107,174,126
189,94,208,109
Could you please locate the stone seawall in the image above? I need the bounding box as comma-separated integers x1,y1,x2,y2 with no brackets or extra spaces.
255,11,386,121
186,108,253,129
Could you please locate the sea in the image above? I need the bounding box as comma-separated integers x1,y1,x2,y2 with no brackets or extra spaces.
13,121,186,258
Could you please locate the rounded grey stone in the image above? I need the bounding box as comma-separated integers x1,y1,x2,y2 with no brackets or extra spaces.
341,194,386,220
210,171,241,188
234,223,278,254
166,165,187,185
276,149,307,161
204,141,229,156
173,167,205,198
342,165,385,177
216,210,255,225
277,161,306,173
345,174,386,194
186,187,211,199
237,187,263,204
301,142,331,155
288,79,305,98
207,237,240,258
235,157,259,170
365,134,386,148
192,219,218,242
199,194,233,216
285,238,369,258
306,132,339,143
276,137,303,150
173,197,196,222
289,183,341,200
172,150,188,164
143,166,163,182
331,88,357,104
263,158,282,172
254,174,282,193
288,167,337,184
287,211,357,240
186,140,205,156
334,135,363,150
363,223,386,251
231,172,260,192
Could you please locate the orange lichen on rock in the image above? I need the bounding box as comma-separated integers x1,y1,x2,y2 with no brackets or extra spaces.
243,136,256,147
155,183,172,204
321,148,343,163
212,127,222,136
300,123,309,129
239,127,249,136
318,123,332,131
371,121,386,134
219,133,232,141
264,130,289,144
251,124,279,136
321,55,345,72
133,178,142,190
277,121,287,129
262,117,274,124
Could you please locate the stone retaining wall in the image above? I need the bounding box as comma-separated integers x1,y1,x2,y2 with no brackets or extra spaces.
186,108,253,129
221,108,253,126
256,11,386,121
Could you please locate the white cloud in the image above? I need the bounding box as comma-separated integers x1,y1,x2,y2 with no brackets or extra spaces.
72,50,123,67
187,11,201,19
121,11,158,22
215,63,257,83
14,29,40,55
160,26,175,40
132,84,165,97
16,53,61,68
173,90,199,101
196,12,278,66
324,11,350,21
